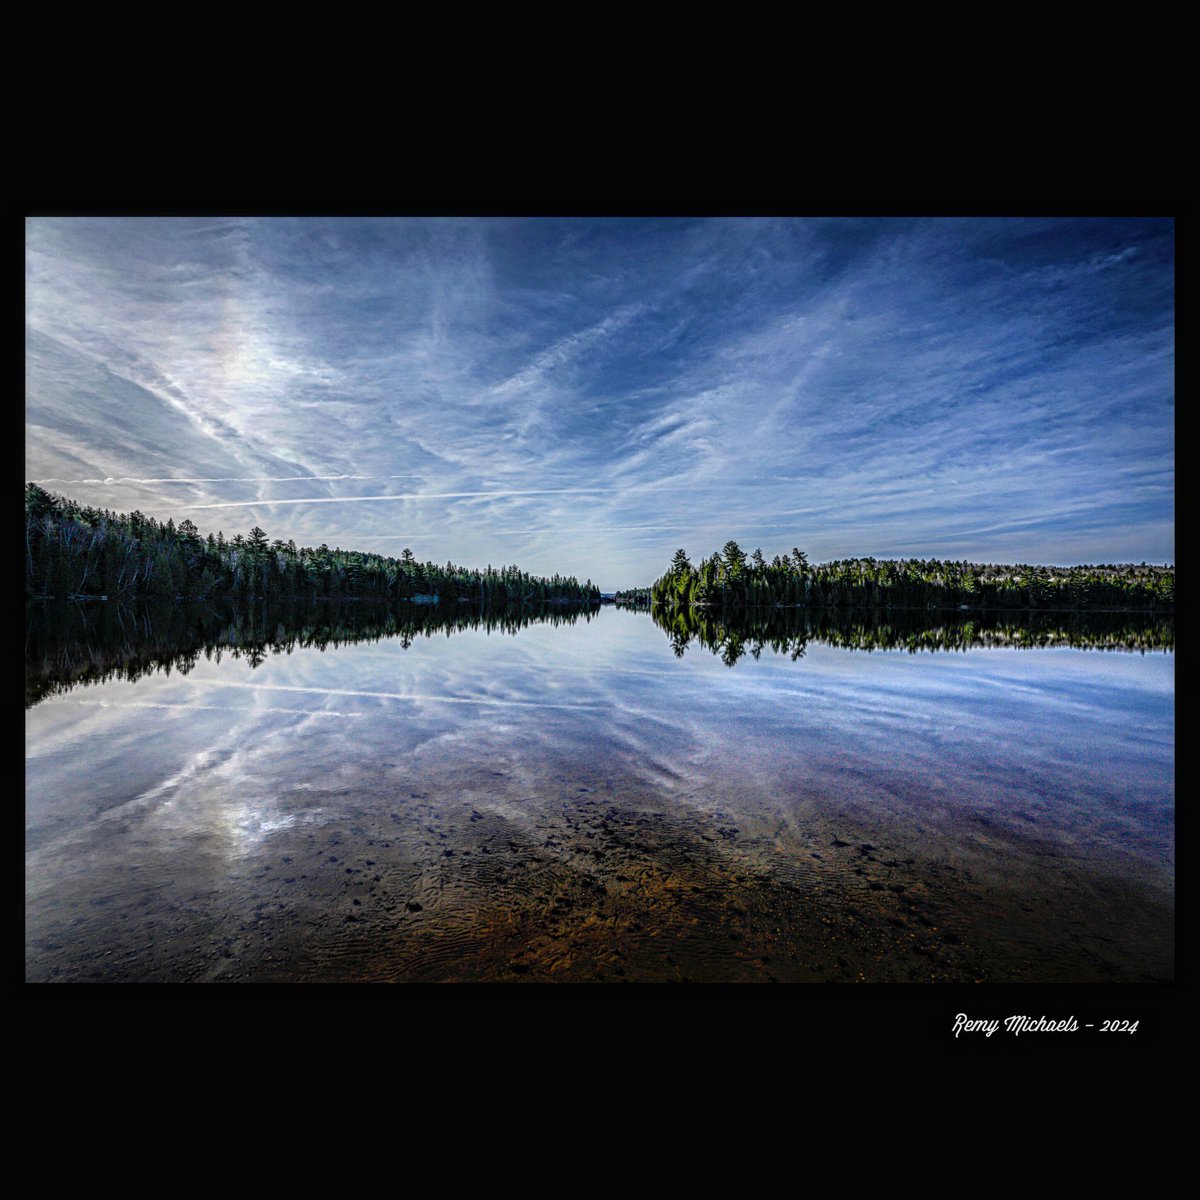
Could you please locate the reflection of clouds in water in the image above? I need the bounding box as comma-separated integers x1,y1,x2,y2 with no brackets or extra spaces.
29,686,358,873
28,607,1174,884
25,599,1176,982
202,731,346,858
120,745,228,816
25,737,240,902
25,699,141,758
599,711,706,793
185,678,604,711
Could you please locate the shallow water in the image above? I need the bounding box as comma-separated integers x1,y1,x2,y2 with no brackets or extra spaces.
25,605,1174,982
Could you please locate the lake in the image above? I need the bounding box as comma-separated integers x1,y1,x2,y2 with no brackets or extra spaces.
25,603,1174,983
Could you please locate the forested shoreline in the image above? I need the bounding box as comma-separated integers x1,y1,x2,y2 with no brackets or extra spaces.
612,587,652,606
649,542,1174,613
25,485,600,606
23,485,1175,616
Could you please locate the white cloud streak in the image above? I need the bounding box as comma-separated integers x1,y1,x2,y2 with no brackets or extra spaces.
25,216,1173,584
174,488,614,510
72,700,365,719
33,474,425,485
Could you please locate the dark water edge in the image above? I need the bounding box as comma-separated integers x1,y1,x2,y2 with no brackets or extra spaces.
25,757,1174,984
648,603,1175,662
24,598,602,709
25,599,1173,709
26,602,1174,984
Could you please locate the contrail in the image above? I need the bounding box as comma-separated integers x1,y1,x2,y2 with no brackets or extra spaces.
188,679,603,711
73,699,365,718
31,474,425,485
173,488,611,510
308,523,698,539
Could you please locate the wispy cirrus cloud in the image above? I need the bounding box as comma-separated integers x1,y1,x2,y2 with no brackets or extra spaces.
32,475,425,485
175,488,612,509
26,216,1174,583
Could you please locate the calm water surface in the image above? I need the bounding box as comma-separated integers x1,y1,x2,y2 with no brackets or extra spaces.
25,606,1174,982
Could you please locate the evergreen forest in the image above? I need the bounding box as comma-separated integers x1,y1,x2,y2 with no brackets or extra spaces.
649,542,1174,614
25,484,600,606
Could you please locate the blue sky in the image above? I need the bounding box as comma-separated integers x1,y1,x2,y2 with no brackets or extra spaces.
25,216,1174,588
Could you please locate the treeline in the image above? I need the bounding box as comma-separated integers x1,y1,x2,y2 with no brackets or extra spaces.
25,484,600,605
26,597,600,708
612,587,652,606
652,605,1175,667
650,541,1174,613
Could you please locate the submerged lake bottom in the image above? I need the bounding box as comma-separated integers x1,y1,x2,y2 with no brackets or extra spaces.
25,604,1174,983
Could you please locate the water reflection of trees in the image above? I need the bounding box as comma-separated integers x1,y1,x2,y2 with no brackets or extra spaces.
25,599,600,708
26,599,1176,708
651,605,1175,666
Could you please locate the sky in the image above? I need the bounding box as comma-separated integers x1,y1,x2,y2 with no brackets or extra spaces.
25,216,1174,588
